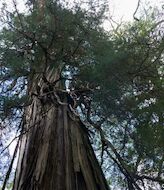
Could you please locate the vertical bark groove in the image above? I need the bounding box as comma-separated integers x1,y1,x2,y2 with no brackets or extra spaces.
13,69,110,190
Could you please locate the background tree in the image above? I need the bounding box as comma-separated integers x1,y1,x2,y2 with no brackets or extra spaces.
87,5,164,189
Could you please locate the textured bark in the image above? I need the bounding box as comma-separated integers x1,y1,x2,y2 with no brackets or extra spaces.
13,69,110,190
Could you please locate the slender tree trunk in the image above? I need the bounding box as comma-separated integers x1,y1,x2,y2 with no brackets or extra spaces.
12,68,110,190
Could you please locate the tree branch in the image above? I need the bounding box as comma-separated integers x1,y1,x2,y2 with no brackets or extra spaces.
133,0,141,21
1,139,19,190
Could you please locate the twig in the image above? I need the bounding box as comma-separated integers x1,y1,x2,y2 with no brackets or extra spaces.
1,139,19,190
133,0,141,21
12,0,24,29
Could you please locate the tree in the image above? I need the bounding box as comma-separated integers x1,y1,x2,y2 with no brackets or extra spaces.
0,0,164,189
91,6,164,188
0,0,110,189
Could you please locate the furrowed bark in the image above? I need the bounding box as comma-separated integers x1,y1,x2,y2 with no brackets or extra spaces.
12,68,110,190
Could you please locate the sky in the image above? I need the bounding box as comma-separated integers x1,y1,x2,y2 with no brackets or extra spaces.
103,0,163,30
0,0,163,31
109,0,162,21
1,0,163,21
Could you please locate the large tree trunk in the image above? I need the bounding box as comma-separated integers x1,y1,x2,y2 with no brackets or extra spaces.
12,68,110,190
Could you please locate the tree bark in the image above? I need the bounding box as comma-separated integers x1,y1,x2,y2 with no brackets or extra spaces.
12,68,110,190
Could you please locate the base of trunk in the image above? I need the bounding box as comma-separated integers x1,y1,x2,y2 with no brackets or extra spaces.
13,99,109,190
